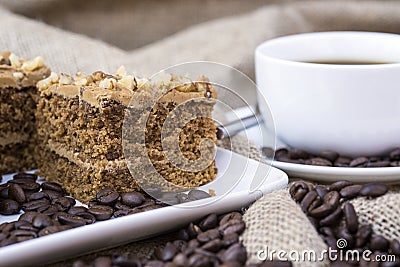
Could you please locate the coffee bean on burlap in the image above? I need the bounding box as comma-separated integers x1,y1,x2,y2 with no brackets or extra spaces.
343,202,358,234
359,183,388,197
319,206,342,227
340,185,362,199
328,181,353,192
369,235,390,252
199,213,218,231
390,239,400,256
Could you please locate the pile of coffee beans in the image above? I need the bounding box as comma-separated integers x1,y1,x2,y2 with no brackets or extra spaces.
0,172,212,248
264,147,400,167
72,212,292,267
290,180,399,266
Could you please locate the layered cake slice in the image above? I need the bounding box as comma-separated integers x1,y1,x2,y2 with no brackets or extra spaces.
36,67,218,202
0,52,50,175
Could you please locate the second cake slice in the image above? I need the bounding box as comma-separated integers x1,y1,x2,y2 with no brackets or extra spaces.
36,68,218,202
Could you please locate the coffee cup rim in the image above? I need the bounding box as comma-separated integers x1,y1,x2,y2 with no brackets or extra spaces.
255,31,400,69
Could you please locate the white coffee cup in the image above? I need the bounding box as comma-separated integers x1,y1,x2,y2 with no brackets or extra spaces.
255,31,400,157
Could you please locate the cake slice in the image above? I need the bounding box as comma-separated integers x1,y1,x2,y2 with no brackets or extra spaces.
36,68,218,202
0,52,50,175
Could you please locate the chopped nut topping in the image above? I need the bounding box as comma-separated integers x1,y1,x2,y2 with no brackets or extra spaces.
116,66,127,76
99,77,116,89
59,73,74,85
9,53,21,68
37,72,59,90
21,56,44,71
12,72,24,81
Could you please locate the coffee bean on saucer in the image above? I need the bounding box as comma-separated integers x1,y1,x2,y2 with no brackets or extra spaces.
0,199,20,215
319,150,339,162
57,214,86,228
359,183,388,197
310,157,332,167
8,183,26,203
41,182,64,193
96,188,119,206
88,205,113,221
366,161,391,167
13,173,38,181
288,149,310,159
390,148,400,161
120,192,145,207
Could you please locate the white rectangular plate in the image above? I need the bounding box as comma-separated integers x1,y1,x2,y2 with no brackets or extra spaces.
0,147,287,267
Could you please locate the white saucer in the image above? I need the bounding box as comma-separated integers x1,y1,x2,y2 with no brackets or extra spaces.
272,160,400,183
0,148,288,267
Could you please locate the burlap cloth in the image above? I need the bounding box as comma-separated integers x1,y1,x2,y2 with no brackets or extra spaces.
1,1,400,266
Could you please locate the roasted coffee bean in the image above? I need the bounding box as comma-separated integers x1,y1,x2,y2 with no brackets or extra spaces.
176,193,189,203
93,256,112,267
188,253,213,267
176,229,190,241
319,206,342,227
390,239,400,256
41,182,64,193
155,242,178,261
41,190,63,200
187,223,199,239
52,211,69,222
319,227,335,237
319,150,339,162
370,235,390,252
0,222,16,233
10,229,37,238
0,236,17,247
219,212,243,226
27,191,48,202
52,196,74,211
275,148,288,159
114,201,131,211
113,209,130,218
32,213,53,229
8,183,26,203
337,227,354,249
349,157,369,167
328,181,353,192
13,173,37,181
0,199,21,215
309,191,339,218
96,188,119,206
315,185,328,199
359,183,388,197
366,161,391,167
188,189,211,201
289,181,310,202
199,213,218,231
37,205,58,216
340,185,362,199
68,206,87,215
201,238,222,252
22,198,50,212
220,244,247,265
219,219,245,236
390,148,400,161
88,205,113,221
288,149,309,159
0,185,9,199
111,255,141,267
343,202,358,234
159,192,180,205
222,233,239,248
300,191,319,212
172,253,189,266
75,212,96,224
57,214,86,228
172,240,187,251
38,225,72,237
197,229,220,243
14,220,34,231
334,156,352,167
188,239,200,248
19,211,40,223
310,157,333,166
